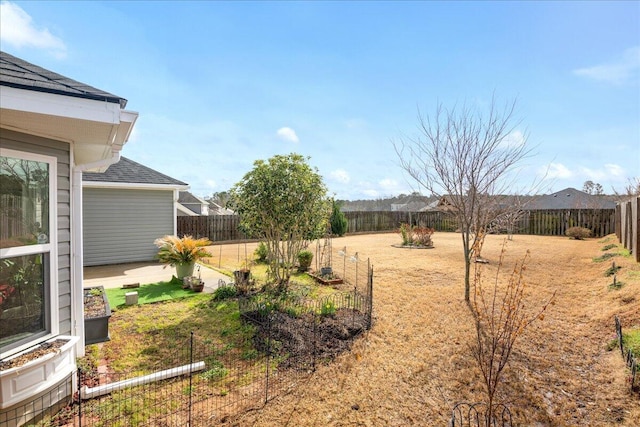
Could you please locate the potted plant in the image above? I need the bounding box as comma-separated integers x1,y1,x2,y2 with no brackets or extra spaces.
297,250,313,272
84,286,111,345
154,235,212,279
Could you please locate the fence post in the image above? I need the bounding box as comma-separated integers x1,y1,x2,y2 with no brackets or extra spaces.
367,262,373,330
313,310,318,372
265,313,271,404
188,331,194,427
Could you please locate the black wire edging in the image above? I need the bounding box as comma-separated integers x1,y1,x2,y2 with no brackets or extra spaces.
614,315,639,392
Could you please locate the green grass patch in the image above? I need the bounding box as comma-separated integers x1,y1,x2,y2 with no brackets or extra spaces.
593,252,618,263
105,277,198,307
601,243,617,251
623,328,640,358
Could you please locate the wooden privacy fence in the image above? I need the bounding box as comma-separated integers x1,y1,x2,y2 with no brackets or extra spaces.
344,209,616,237
177,215,245,242
616,196,640,263
177,209,617,242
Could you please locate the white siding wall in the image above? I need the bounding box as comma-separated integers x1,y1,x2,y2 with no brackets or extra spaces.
83,188,174,266
0,129,72,335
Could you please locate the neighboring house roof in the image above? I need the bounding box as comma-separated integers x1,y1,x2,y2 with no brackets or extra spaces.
179,191,206,205
178,191,209,216
0,51,126,108
527,187,616,210
83,157,188,187
209,201,235,215
391,201,430,212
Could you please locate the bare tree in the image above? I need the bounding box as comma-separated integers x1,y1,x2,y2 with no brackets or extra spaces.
614,177,640,200
583,180,604,195
471,244,555,424
394,96,532,302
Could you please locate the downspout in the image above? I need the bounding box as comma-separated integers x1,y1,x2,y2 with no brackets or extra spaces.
71,151,121,358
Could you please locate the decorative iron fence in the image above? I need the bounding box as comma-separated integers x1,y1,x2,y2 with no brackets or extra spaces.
450,402,513,427
614,315,639,392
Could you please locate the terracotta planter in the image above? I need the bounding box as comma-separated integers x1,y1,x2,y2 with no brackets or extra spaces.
175,262,195,279
84,286,111,345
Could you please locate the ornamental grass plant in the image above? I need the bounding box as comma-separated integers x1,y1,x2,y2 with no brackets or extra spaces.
153,235,212,266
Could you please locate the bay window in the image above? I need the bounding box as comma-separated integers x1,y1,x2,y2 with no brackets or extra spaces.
0,149,57,356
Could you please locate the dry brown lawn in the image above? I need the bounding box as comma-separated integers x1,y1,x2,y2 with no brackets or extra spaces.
223,232,640,426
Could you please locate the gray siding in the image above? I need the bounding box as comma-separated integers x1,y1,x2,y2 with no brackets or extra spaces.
83,188,174,265
0,129,72,336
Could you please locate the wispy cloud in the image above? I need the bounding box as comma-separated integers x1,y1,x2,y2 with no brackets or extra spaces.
330,169,350,184
573,46,640,85
580,164,626,181
276,127,299,143
501,130,526,148
544,162,573,179
0,1,67,58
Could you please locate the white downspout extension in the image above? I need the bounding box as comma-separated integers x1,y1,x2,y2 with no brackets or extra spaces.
72,151,121,358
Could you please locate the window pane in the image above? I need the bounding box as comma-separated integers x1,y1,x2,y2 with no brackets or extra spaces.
0,254,47,350
0,156,50,248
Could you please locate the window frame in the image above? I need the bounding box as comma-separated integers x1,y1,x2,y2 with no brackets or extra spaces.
0,148,59,358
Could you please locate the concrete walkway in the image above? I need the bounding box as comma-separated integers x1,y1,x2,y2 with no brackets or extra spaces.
83,262,231,294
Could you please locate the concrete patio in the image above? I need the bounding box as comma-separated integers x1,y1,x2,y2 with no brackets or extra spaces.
83,262,230,293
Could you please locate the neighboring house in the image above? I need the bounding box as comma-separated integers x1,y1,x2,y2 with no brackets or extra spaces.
208,200,235,215
83,157,188,266
1,52,137,419
178,191,209,216
526,187,616,210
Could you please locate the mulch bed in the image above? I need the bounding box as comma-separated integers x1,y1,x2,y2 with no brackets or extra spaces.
245,308,368,369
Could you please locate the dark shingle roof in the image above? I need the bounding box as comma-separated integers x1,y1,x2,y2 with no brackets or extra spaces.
178,191,203,204
528,187,616,210
83,157,188,187
0,51,127,108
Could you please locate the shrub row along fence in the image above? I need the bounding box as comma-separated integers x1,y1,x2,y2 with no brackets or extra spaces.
614,315,639,392
6,261,373,427
178,209,616,242
616,196,640,262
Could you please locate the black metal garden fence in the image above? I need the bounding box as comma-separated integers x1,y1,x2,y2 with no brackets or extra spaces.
614,315,639,392
3,260,373,427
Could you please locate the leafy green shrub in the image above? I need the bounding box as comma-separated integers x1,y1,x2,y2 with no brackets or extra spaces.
297,250,313,272
319,300,336,317
601,243,617,251
398,223,412,245
200,360,229,381
565,227,592,240
254,242,268,263
213,284,237,300
330,200,348,236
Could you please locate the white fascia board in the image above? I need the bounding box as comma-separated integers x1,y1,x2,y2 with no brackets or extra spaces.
82,181,189,191
177,203,198,216
0,86,122,124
